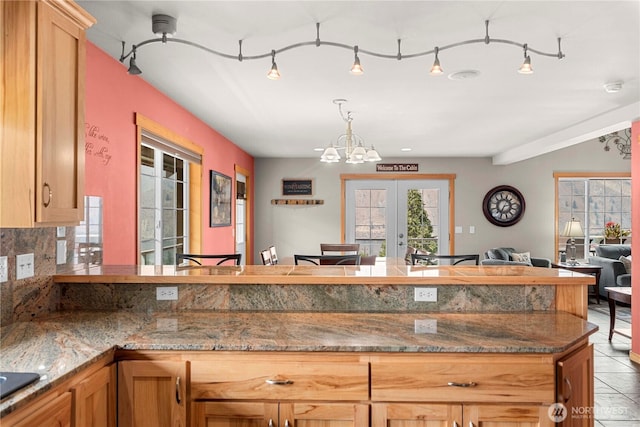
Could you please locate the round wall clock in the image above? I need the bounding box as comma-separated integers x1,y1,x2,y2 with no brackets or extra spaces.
482,185,525,227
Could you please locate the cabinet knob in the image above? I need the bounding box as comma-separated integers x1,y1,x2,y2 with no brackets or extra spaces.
43,182,52,208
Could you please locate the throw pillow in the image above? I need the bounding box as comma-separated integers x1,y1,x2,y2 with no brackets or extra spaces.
619,255,632,274
511,251,532,265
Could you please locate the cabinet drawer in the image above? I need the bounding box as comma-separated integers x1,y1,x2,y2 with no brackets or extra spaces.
371,357,554,403
191,354,369,401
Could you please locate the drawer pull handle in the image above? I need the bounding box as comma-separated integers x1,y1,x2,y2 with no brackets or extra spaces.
266,379,293,385
285,420,290,427
175,376,181,404
43,183,52,208
268,419,274,427
563,377,573,403
453,422,458,427
447,381,477,388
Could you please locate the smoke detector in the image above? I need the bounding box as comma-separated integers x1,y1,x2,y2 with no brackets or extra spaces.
152,14,177,37
604,81,623,93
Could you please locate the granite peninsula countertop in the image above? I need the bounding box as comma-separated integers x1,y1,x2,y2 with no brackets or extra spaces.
53,263,596,285
0,310,597,417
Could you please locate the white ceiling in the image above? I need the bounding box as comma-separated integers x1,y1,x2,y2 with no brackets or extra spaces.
78,1,640,164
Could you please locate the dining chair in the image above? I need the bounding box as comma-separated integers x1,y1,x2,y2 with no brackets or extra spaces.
320,243,360,255
269,245,279,264
260,249,273,265
411,253,480,266
294,254,361,265
176,253,242,266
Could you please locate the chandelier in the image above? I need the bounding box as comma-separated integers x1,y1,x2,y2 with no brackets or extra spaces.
320,100,381,164
119,15,564,78
599,128,631,159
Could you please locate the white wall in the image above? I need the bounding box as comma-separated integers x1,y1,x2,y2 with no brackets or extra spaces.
254,137,630,263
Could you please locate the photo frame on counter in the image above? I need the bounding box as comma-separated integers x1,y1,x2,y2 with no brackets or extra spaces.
282,178,313,196
210,170,232,227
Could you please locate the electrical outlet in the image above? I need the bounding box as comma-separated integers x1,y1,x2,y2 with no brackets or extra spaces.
56,240,67,264
414,287,437,302
0,256,7,283
16,253,34,280
414,319,438,334
156,286,178,301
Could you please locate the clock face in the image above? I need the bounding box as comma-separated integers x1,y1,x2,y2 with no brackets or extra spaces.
482,185,525,227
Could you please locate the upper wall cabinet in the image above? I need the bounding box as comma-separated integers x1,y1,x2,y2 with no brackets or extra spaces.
1,0,95,227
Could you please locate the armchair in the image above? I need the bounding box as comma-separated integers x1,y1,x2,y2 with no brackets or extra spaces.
588,244,631,297
484,247,551,268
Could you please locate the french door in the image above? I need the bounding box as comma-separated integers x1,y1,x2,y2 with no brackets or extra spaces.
345,178,451,259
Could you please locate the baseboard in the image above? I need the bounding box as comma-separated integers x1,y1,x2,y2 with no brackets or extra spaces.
630,350,640,365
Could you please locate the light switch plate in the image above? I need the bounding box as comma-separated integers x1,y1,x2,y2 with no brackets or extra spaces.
16,253,34,280
0,256,7,283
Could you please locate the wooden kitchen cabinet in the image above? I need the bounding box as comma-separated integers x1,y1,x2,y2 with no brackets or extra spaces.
190,352,369,427
373,403,551,427
557,344,594,427
72,364,116,427
193,401,369,427
3,392,72,427
118,360,189,427
1,0,95,227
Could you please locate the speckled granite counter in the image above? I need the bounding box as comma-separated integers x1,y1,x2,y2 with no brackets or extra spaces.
0,310,597,417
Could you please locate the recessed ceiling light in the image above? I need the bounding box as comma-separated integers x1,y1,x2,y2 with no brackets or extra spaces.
401,148,412,152
448,70,481,80
603,81,623,93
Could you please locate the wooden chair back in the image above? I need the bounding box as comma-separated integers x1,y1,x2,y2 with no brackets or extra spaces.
320,243,360,255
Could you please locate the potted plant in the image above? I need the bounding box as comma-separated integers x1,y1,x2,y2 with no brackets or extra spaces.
603,221,630,243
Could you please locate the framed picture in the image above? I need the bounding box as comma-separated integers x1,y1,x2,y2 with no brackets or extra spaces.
210,170,232,227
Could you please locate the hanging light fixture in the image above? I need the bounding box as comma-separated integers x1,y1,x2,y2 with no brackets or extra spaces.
518,44,533,74
267,50,281,80
119,16,564,78
320,99,381,164
430,47,443,75
350,46,364,75
127,46,142,75
599,128,632,159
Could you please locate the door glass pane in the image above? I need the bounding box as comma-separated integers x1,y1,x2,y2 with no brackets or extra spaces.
140,146,154,174
140,208,156,240
354,189,387,257
162,209,176,239
140,175,155,208
406,188,438,253
162,179,175,208
163,153,175,178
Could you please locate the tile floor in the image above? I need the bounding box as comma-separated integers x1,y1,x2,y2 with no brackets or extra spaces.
587,302,639,426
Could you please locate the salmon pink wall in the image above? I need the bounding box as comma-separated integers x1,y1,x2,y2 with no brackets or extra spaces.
632,120,639,359
84,42,254,265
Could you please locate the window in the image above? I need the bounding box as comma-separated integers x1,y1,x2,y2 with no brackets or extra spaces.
556,173,631,260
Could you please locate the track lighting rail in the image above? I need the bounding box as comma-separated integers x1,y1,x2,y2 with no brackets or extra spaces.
119,19,564,74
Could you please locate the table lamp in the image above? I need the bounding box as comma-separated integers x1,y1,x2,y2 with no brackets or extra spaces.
562,218,584,265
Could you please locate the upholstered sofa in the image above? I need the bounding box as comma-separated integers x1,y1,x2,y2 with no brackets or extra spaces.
483,247,551,268
588,244,631,297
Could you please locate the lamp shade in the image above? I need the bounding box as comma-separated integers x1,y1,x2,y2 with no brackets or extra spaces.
562,218,584,238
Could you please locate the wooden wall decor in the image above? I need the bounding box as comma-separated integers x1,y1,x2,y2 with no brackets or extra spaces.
271,199,324,205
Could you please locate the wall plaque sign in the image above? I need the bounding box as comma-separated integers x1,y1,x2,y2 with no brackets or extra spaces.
282,179,313,196
376,163,419,172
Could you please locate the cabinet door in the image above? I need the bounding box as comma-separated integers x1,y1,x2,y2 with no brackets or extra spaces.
118,360,188,427
72,364,116,427
557,344,594,427
282,402,369,427
36,1,85,224
464,404,552,427
371,403,462,427
192,401,277,427
8,392,72,427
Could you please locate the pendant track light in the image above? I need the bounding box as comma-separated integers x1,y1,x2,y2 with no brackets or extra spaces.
119,16,563,79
